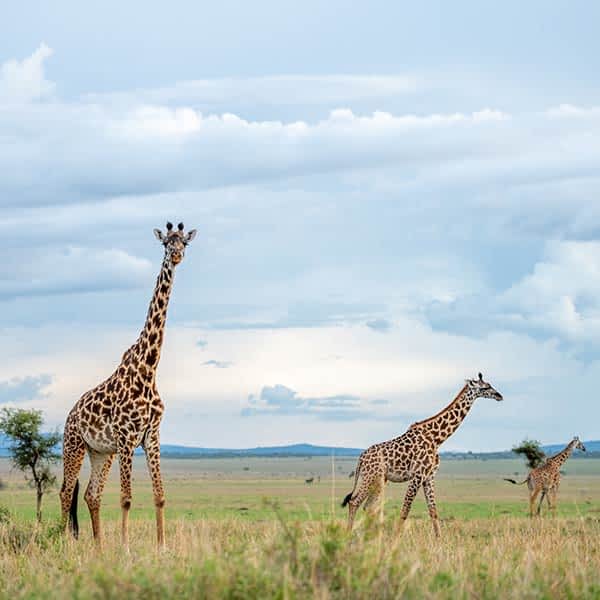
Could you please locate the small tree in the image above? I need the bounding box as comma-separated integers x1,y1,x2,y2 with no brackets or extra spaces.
512,438,546,469
0,408,61,522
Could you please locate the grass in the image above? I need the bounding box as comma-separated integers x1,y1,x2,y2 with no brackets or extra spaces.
1,457,600,598
1,515,600,598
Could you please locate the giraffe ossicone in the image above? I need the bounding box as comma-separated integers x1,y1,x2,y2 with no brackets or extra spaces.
342,373,503,537
59,222,197,550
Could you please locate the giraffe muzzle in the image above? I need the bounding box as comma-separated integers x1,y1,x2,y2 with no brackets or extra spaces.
171,252,182,265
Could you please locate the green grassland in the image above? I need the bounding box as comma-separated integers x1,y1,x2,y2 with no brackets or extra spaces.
1,457,600,598
3,456,599,522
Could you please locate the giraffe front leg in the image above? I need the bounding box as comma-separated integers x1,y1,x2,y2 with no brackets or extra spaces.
84,450,115,547
422,477,441,537
548,488,558,515
347,486,369,532
399,478,421,529
118,447,134,550
144,429,166,550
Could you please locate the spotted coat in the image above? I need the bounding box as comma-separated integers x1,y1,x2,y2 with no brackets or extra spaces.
59,222,196,550
505,436,586,516
342,374,503,536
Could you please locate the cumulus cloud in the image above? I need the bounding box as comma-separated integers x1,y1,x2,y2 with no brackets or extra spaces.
0,374,53,404
3,44,600,449
500,241,600,340
242,384,374,421
427,240,600,347
0,47,526,208
0,44,54,103
1,51,599,223
0,247,152,299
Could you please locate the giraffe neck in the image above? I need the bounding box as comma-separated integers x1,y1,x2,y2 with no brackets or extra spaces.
132,256,175,375
410,384,476,445
548,440,577,467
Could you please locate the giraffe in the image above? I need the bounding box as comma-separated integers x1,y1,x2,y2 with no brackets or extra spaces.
504,436,586,516
59,221,197,550
342,373,503,536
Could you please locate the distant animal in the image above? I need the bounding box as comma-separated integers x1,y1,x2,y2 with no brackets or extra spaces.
59,222,197,551
348,470,355,479
342,373,503,536
305,477,314,484
504,436,586,516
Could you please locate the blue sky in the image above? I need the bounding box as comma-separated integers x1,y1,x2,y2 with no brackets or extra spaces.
1,2,600,450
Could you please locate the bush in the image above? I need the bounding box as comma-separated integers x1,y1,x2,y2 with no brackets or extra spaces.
512,439,546,469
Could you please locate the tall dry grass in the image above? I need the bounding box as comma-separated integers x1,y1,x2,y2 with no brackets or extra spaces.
1,513,599,599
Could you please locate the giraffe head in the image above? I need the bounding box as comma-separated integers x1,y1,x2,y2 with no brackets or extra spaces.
467,372,503,401
153,221,197,266
573,436,586,452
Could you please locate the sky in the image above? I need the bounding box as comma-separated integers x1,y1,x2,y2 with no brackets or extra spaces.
2,2,600,451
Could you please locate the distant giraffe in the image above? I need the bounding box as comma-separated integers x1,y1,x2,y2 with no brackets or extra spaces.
504,436,586,516
342,373,503,536
59,222,197,550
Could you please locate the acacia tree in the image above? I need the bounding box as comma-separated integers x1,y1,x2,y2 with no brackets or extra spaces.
0,408,61,522
512,438,546,469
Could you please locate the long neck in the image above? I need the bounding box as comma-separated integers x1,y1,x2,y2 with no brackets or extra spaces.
134,256,175,374
548,440,577,467
410,384,476,445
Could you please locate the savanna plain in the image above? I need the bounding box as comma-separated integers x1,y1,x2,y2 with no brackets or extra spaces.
1,456,600,599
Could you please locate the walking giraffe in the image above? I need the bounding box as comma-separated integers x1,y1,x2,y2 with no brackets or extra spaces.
342,373,503,536
504,436,586,516
60,222,197,550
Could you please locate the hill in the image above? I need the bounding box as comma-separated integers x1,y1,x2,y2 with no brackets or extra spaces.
1,435,598,459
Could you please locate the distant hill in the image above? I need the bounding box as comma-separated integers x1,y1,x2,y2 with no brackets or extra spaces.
0,435,598,459
150,443,364,458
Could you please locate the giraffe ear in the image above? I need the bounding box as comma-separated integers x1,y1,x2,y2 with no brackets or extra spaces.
185,229,197,243
153,229,164,242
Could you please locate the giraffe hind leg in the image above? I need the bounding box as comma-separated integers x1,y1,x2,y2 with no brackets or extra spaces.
84,449,115,546
60,427,85,537
529,487,541,517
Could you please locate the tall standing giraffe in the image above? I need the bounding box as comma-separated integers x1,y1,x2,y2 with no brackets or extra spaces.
504,436,586,516
342,373,503,536
60,222,197,550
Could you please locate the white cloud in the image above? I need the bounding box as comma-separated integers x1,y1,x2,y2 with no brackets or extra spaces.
2,45,600,451
0,246,152,299
0,321,594,450
0,44,55,103
88,74,421,109
500,240,600,340
546,103,600,118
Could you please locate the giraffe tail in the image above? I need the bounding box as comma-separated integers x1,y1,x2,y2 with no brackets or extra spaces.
69,479,80,539
503,477,528,485
341,459,362,507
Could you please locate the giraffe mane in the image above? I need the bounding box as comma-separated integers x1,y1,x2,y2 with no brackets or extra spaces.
409,383,469,427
